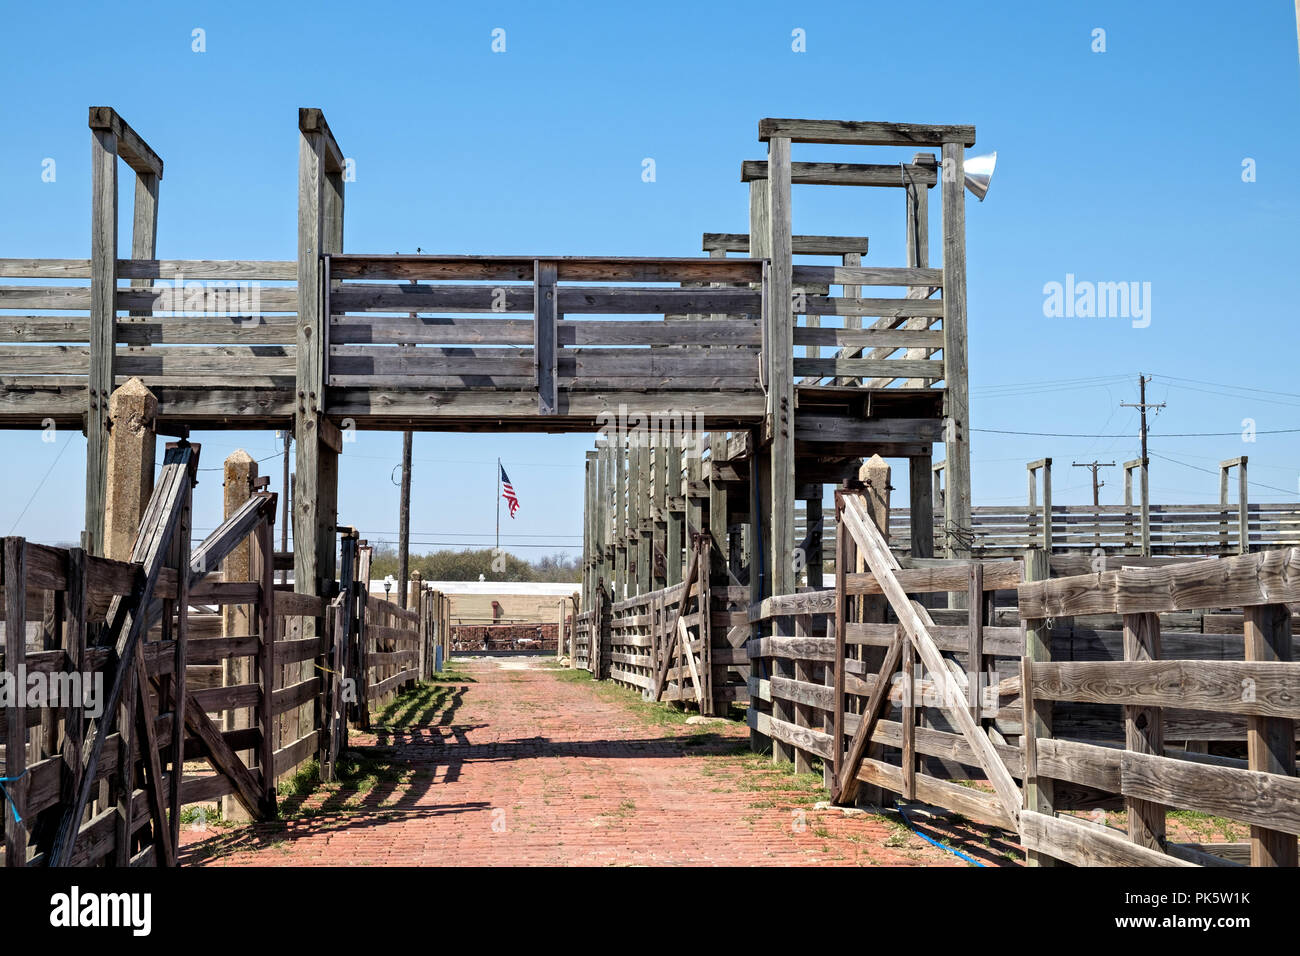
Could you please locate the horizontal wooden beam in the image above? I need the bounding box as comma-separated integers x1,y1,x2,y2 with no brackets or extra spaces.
702,233,870,255
759,118,976,148
1018,547,1300,618
88,107,163,178
741,160,938,187
298,107,345,174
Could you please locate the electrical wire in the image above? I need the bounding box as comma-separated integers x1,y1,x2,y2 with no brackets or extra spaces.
7,433,74,535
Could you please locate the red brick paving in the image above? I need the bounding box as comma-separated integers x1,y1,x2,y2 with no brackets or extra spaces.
179,657,1019,866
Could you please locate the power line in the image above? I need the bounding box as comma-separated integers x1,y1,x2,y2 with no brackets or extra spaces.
974,426,1300,438
1148,450,1299,498
8,433,75,534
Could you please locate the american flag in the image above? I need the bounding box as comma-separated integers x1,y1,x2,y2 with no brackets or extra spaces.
500,464,520,518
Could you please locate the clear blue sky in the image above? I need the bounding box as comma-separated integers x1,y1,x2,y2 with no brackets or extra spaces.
2,1,1299,555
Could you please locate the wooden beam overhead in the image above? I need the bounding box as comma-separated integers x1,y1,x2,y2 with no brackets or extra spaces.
741,160,938,187
298,107,345,174
758,118,976,148
702,233,870,255
87,107,163,179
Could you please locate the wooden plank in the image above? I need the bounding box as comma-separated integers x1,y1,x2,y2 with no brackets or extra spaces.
1029,659,1300,718
1019,810,1193,867
740,160,939,187
1018,547,1300,618
88,107,163,178
85,126,117,556
758,118,976,148
132,654,174,866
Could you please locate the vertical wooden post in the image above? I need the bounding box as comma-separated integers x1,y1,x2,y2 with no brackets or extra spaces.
652,432,667,590
832,495,849,789
85,127,118,555
909,454,934,560
253,516,277,815
3,538,28,866
294,109,342,606
220,450,257,822
803,491,823,589
1239,457,1249,555
636,441,652,595
534,260,558,415
1021,547,1055,866
968,562,985,724
1123,611,1165,851
766,135,795,601
167,469,192,851
707,432,729,584
614,436,627,602
940,141,972,567
1243,603,1296,866
667,435,684,586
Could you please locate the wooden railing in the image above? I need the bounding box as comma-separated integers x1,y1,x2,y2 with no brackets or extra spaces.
751,497,1300,866
0,461,448,867
795,502,1300,562
0,258,298,424
1018,548,1300,867
325,254,767,419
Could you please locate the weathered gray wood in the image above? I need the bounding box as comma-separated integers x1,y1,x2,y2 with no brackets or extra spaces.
1243,603,1297,865
941,141,971,563
1123,612,1166,851
758,118,976,148
85,127,118,556
534,260,558,415
767,137,795,600
1019,810,1192,867
741,160,938,187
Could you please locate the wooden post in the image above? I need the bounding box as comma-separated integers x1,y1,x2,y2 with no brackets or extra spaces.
909,454,934,560
667,435,684,586
1123,611,1165,851
856,457,890,805
940,140,972,569
3,538,28,866
832,494,850,789
252,516,277,816
614,436,627,602
766,136,796,601
1123,458,1141,554
707,432,729,584
220,450,257,822
1243,603,1297,866
1220,457,1250,556
294,109,343,605
636,440,652,595
102,378,158,562
85,126,117,555
1021,547,1056,866
534,260,558,414
652,431,667,590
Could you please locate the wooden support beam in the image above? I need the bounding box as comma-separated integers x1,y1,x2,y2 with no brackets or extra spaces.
741,159,938,187
767,137,795,600
1123,612,1166,852
88,107,163,179
85,125,117,556
1020,548,1056,866
534,260,558,415
3,538,28,866
940,141,972,568
1243,603,1297,866
759,118,976,148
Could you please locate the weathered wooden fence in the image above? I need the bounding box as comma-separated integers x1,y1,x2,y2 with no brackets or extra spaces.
1018,547,1300,867
749,490,1300,867
0,454,448,867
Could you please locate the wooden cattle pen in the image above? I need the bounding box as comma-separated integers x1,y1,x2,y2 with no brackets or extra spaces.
0,443,449,866
2,106,1295,868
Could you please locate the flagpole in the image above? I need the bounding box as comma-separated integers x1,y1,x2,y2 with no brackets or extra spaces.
496,457,501,555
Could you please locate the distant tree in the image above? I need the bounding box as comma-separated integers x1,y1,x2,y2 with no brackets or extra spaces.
363,546,579,583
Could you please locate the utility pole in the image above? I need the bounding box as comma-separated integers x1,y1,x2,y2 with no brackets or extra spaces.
1120,374,1166,556
1072,460,1115,507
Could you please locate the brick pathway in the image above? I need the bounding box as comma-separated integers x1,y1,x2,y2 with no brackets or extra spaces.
179,657,1021,866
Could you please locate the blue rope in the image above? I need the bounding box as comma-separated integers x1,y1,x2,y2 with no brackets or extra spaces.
895,801,985,867
0,769,29,823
